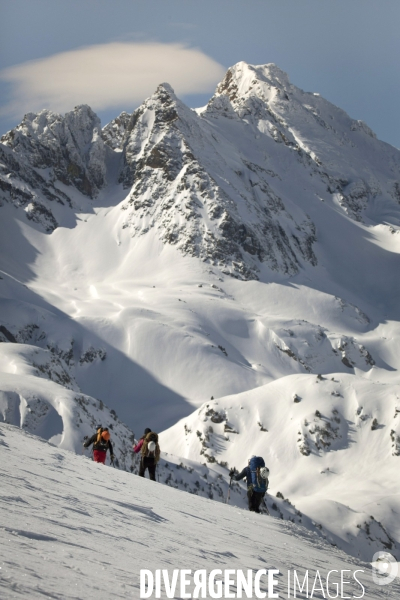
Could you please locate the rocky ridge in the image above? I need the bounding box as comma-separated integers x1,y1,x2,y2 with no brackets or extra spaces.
213,62,400,224
2,62,399,278
119,82,319,279
0,105,106,231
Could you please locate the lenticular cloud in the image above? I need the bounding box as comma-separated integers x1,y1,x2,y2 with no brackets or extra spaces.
0,42,226,117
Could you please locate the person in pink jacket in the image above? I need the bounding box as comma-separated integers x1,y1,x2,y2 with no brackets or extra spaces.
133,428,151,454
133,428,160,481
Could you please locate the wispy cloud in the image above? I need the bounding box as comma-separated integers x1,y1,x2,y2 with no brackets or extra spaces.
0,42,226,118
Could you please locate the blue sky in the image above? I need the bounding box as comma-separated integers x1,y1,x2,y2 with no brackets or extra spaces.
0,0,399,148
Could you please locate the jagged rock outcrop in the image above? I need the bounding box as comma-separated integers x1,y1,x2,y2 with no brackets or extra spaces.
117,82,317,279
0,105,106,230
102,111,131,150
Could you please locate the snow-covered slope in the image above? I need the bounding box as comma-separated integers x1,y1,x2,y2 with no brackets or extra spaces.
1,61,400,567
0,342,136,468
0,339,316,523
1,423,399,600
161,373,400,561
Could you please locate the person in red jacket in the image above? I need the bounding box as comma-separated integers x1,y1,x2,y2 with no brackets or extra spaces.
84,427,115,464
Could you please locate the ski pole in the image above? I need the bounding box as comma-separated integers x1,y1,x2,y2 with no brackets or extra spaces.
262,495,270,515
226,477,232,504
82,436,88,456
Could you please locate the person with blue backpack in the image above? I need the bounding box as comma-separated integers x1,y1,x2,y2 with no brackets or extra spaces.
229,456,269,513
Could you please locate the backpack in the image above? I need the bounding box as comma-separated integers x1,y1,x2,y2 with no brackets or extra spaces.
249,456,269,494
141,432,160,462
95,427,104,444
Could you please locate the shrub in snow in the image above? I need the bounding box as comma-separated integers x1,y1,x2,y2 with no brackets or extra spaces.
390,430,400,456
371,418,379,431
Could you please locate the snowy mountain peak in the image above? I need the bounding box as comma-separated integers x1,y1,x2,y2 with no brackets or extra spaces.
127,81,181,133
1,61,400,268
156,81,176,96
0,102,106,223
215,61,291,105
1,103,102,160
115,67,320,279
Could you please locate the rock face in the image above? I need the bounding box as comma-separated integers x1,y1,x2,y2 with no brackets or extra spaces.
0,105,106,231
1,62,400,275
212,62,400,224
117,82,317,279
102,111,131,150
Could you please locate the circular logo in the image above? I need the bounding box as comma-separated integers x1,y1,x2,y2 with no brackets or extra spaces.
372,551,398,586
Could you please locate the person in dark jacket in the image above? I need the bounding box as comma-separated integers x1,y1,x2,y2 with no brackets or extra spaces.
133,428,160,481
84,427,115,464
229,459,268,514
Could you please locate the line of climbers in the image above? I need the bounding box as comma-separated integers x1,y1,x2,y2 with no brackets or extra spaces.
83,427,269,514
83,426,161,481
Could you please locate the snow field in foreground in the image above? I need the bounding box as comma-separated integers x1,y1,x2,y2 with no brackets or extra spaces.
1,423,400,599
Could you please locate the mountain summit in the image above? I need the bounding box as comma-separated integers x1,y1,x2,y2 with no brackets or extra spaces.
2,62,399,278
